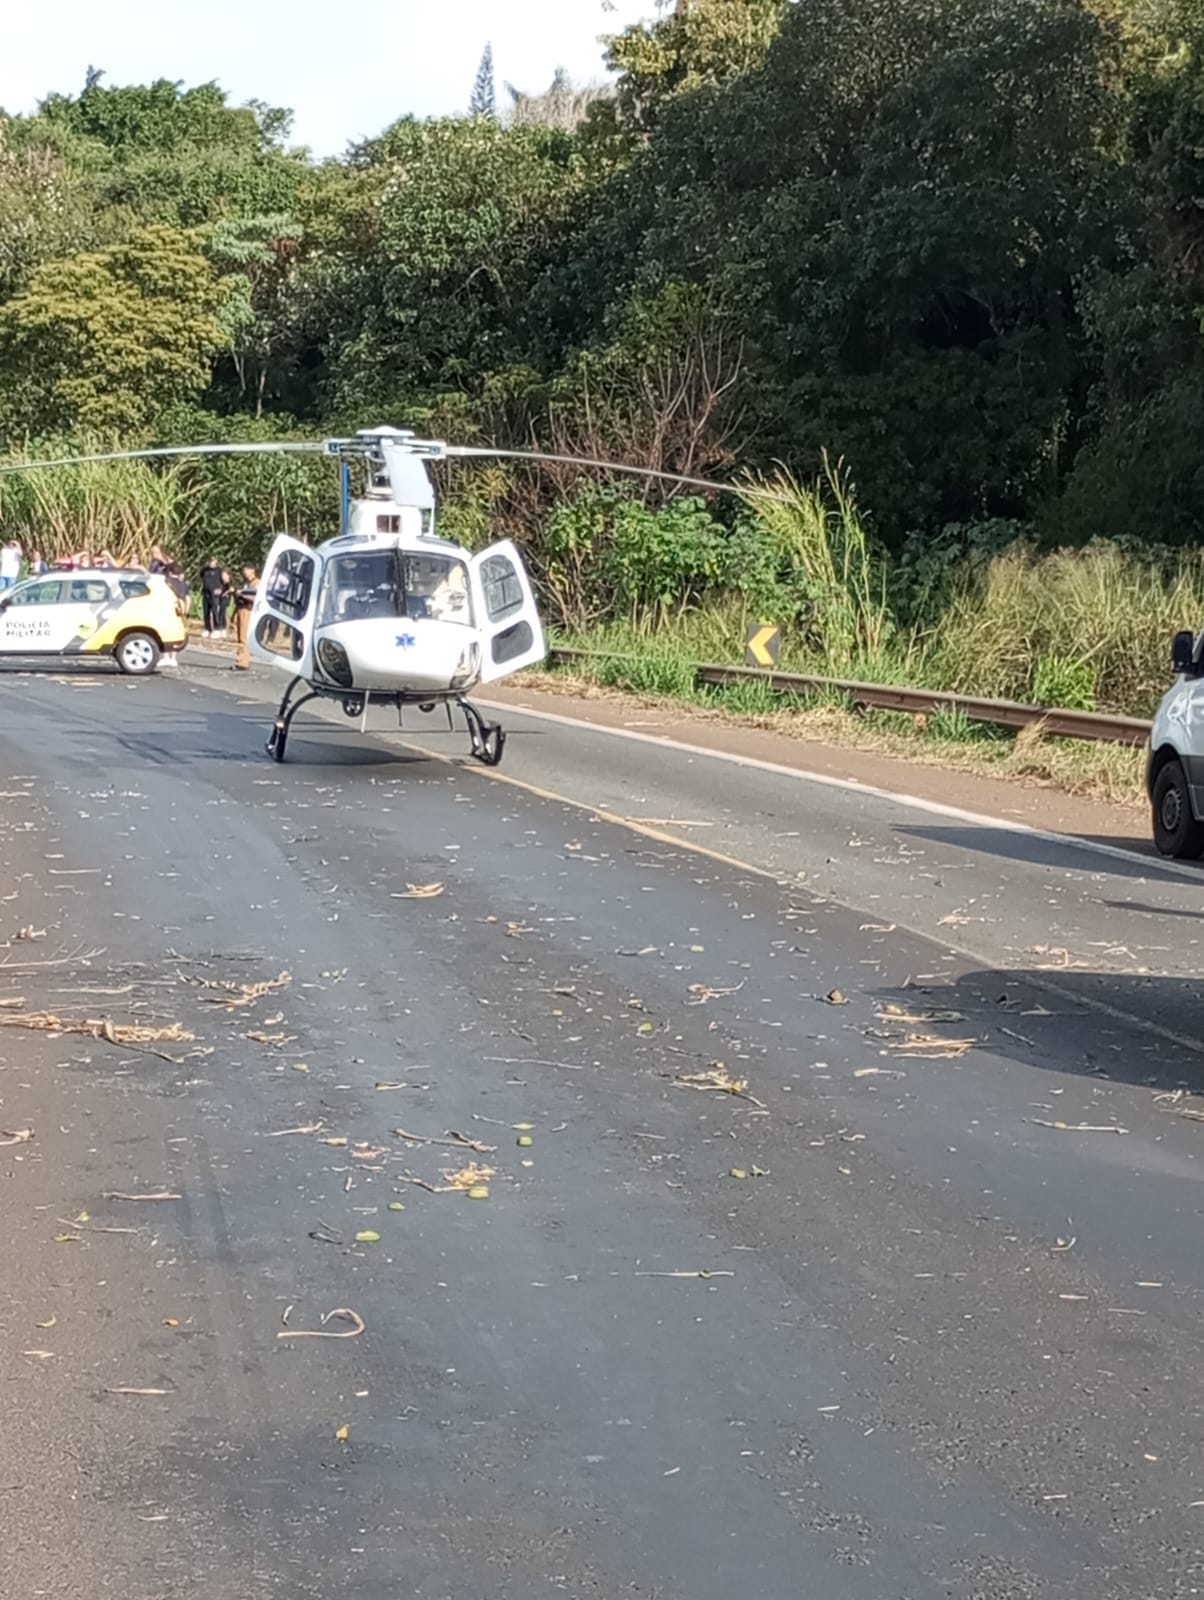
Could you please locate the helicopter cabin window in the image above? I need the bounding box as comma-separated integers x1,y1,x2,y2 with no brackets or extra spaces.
255,614,306,661
317,551,472,627
479,554,524,622
265,547,315,620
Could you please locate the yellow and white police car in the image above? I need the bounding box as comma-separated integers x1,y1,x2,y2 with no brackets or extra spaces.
0,569,187,674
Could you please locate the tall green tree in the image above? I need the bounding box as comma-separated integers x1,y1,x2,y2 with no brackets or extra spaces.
314,117,583,418
206,213,304,416
32,72,305,227
0,225,224,440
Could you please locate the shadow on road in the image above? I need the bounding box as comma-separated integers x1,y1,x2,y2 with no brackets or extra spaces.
877,966,1204,1095
0,661,119,679
893,821,1198,884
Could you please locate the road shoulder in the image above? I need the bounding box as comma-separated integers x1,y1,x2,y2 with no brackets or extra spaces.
481,674,1150,850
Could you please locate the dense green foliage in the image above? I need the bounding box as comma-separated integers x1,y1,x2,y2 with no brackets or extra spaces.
3,4,1204,710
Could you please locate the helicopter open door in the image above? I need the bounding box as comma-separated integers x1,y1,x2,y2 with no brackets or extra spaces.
469,541,546,684
248,535,322,677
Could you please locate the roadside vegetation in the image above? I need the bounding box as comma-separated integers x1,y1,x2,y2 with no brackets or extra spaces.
1,0,1204,805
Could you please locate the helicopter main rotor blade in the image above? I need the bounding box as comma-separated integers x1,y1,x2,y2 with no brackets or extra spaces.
0,442,324,477
0,436,790,504
442,445,786,501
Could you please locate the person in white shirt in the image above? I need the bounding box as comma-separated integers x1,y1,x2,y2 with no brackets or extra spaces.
0,541,22,590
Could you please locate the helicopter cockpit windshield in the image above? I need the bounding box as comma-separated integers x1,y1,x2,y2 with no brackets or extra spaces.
317,550,471,627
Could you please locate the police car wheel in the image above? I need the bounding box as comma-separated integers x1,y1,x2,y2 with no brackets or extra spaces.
115,631,160,676
1152,761,1204,859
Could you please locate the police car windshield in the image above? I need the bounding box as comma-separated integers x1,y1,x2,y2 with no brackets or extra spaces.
317,551,471,626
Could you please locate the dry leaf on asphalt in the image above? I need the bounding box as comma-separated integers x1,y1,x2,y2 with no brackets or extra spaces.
1153,1089,1204,1123
634,1269,735,1280
672,1066,765,1107
883,1034,974,1060
1029,1119,1129,1135
877,1005,965,1025
0,1126,33,1145
0,1012,193,1044
278,1307,365,1340
103,1191,181,1202
194,972,291,1010
393,1127,495,1154
686,981,745,1005
391,883,445,899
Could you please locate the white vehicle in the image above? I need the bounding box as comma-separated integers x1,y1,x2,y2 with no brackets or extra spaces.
1148,629,1204,857
248,429,545,764
0,568,187,673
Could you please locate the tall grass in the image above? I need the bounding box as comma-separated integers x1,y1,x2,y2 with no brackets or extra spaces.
0,447,195,564
741,456,892,671
933,543,1204,714
549,535,1200,724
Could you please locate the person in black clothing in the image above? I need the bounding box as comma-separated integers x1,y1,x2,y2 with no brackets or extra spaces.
164,563,191,613
200,557,227,637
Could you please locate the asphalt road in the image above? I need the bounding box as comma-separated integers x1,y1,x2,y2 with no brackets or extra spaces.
1,654,1202,1600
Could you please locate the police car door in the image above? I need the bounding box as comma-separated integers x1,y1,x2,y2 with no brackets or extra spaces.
62,575,122,652
467,541,546,683
0,576,71,652
248,536,322,678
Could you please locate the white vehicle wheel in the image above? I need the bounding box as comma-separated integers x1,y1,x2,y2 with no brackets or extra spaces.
115,631,160,675
1152,760,1204,859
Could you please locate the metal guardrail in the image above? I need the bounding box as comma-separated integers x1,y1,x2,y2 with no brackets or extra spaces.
545,648,1154,747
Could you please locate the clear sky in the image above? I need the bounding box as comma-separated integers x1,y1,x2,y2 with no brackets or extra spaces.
1,0,654,158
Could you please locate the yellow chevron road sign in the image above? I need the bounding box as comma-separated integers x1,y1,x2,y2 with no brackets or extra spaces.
744,622,780,669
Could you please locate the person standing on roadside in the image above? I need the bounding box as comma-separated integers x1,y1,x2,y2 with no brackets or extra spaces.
200,557,227,638
165,562,191,614
0,540,21,590
27,550,47,577
233,564,259,670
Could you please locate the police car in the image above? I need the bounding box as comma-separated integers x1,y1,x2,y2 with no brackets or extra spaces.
0,568,187,674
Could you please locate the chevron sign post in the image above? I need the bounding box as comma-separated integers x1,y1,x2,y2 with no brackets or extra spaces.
744,622,781,669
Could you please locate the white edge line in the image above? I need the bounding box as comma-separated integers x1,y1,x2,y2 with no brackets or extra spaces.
476,696,1196,885
173,654,1204,1054
179,652,1187,884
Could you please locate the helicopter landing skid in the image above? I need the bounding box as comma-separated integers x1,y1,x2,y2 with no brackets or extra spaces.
266,677,321,763
264,676,507,767
459,698,506,767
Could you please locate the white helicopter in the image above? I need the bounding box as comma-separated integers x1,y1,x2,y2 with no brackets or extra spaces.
248,425,549,765
0,425,754,766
